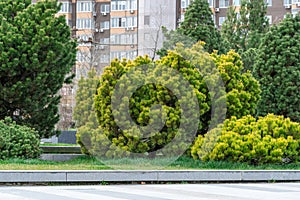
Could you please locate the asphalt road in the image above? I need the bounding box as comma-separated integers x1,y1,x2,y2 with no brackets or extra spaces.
0,183,299,200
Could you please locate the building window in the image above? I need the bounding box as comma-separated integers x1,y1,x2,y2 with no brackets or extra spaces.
266,15,272,24
67,19,72,27
144,16,150,25
76,18,93,29
128,0,137,10
59,2,71,13
284,0,292,5
100,21,110,29
110,33,137,45
219,0,229,8
111,17,127,28
77,34,93,42
111,17,137,28
208,0,213,7
76,51,91,62
111,0,127,11
100,38,110,44
111,50,137,60
219,16,226,26
265,0,272,6
100,54,110,64
180,14,185,22
101,4,110,13
181,0,191,9
127,16,137,27
233,0,241,6
77,1,92,12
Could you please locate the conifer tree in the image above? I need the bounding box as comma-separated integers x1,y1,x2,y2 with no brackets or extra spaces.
179,0,225,54
0,0,77,137
253,14,300,122
73,68,99,155
92,43,260,158
73,69,99,129
221,0,269,70
158,0,224,57
221,6,240,50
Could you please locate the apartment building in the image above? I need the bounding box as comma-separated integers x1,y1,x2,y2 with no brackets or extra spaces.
54,0,179,76
52,0,180,129
181,0,300,28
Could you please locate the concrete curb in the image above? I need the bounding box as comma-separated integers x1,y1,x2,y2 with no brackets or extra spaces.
1,170,300,183
40,154,84,162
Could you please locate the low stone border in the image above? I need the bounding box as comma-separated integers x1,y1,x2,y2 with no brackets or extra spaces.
0,170,300,183
40,154,84,162
40,146,81,154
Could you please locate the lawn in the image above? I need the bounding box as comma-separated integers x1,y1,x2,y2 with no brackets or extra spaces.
1,156,300,170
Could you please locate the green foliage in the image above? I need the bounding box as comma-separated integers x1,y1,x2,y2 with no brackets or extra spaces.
76,125,95,155
210,50,261,119
73,69,99,128
253,14,300,122
73,69,99,155
0,117,41,159
92,43,260,158
221,0,269,70
0,0,77,138
191,114,300,164
157,26,195,58
158,0,224,57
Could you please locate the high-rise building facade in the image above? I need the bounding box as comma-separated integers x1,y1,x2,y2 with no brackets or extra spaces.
54,0,180,77
181,0,300,28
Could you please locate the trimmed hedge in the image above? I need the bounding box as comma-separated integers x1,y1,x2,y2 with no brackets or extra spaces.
0,117,41,159
191,114,300,164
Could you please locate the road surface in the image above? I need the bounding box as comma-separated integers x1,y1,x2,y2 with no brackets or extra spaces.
0,183,299,200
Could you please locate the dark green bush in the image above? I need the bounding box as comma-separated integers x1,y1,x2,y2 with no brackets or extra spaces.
253,14,300,122
191,114,300,164
0,117,41,159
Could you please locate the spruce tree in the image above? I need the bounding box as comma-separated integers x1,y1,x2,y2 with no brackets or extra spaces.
253,14,300,122
221,6,240,50
179,0,224,54
0,0,77,137
158,0,224,57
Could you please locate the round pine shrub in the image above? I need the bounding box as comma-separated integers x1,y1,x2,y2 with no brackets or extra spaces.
92,43,260,158
0,117,41,159
191,114,300,164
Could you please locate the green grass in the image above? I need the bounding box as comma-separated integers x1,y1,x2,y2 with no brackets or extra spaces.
1,156,300,170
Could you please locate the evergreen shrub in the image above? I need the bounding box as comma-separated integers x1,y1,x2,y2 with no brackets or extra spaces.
0,117,41,159
191,114,300,164
90,43,260,158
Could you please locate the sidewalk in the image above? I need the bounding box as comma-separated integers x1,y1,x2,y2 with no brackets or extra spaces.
1,170,300,183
